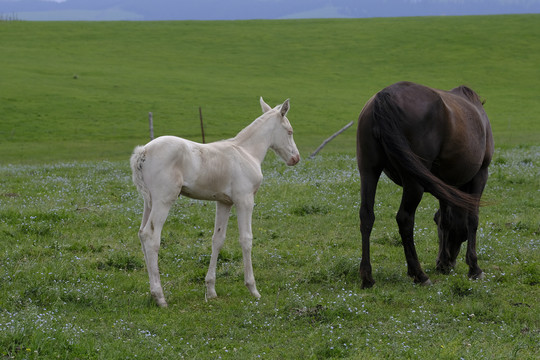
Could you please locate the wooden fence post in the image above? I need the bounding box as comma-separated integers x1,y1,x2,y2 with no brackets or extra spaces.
148,112,154,140
199,106,206,144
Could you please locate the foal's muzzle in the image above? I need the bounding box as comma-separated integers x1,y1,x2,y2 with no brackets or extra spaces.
287,154,300,166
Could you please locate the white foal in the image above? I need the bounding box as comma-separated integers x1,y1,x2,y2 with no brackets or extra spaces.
130,98,300,307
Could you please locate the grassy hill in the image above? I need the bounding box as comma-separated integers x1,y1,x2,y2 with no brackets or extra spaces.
1,15,539,163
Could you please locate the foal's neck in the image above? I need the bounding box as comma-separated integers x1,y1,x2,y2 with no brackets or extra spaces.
233,113,275,165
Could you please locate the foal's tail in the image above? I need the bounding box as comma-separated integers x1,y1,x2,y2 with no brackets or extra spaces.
130,146,151,206
373,91,479,212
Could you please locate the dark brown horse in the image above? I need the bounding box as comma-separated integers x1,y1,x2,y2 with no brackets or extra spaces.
356,81,494,288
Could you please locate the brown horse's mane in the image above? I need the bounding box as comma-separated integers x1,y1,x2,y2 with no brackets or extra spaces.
452,85,486,105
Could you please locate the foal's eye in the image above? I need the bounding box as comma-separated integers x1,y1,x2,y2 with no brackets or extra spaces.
288,130,293,135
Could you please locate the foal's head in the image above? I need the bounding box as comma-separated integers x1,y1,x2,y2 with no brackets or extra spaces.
260,97,300,166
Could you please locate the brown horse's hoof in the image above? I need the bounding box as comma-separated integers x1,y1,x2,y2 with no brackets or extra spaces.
470,271,485,280
413,276,432,286
361,279,375,289
436,263,453,275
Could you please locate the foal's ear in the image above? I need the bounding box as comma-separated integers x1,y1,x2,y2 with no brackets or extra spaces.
280,99,290,117
260,97,272,113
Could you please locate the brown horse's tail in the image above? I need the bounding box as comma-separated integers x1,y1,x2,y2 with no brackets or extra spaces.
372,91,479,212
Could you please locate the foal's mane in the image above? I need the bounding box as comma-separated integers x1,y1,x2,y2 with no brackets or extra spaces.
233,107,277,142
452,85,486,105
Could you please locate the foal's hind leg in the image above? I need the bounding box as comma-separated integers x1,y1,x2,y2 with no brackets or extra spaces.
139,193,178,307
205,201,232,299
397,181,431,285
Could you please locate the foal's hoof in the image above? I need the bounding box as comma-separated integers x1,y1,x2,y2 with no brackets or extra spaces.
151,292,168,308
245,282,261,299
206,289,218,300
250,289,261,299
155,299,168,308
421,278,433,286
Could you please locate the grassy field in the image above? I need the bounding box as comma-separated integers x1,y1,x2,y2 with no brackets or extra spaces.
1,15,539,163
0,149,538,359
0,15,539,359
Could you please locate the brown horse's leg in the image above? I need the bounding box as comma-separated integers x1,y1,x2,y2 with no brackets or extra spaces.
435,202,456,274
464,169,488,280
396,181,431,285
466,209,484,279
359,170,381,288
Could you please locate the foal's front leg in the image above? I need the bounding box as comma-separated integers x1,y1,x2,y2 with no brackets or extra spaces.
205,202,232,299
236,196,261,298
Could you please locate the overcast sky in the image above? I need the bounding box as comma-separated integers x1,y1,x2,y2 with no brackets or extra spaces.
1,0,539,21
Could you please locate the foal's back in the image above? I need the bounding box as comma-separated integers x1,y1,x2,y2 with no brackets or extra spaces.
140,135,261,204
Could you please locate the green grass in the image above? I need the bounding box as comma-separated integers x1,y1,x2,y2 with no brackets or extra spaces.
0,149,538,359
1,15,539,163
0,15,539,359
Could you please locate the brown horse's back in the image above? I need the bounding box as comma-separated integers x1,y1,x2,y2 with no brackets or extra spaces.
359,81,493,186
